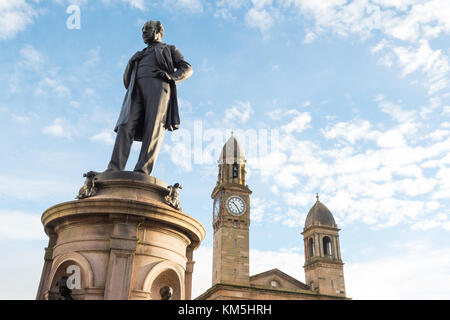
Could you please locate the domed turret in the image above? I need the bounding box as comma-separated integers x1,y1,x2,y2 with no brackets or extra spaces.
215,133,247,186
302,194,346,297
218,135,245,165
304,194,337,230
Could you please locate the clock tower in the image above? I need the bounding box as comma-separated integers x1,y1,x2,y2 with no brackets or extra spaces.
211,134,252,286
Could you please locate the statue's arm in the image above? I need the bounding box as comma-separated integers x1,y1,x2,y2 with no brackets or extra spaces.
169,46,193,84
123,61,133,89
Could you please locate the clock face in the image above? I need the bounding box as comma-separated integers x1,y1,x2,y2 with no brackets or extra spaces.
213,198,220,219
226,196,246,216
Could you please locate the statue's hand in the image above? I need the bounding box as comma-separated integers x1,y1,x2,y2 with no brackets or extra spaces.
158,71,174,83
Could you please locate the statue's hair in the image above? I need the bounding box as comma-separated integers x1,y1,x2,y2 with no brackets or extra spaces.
142,20,164,38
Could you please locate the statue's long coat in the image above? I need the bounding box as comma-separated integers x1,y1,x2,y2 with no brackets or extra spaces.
114,42,193,141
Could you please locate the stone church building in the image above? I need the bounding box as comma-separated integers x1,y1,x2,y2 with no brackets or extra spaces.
196,135,347,300
36,135,347,300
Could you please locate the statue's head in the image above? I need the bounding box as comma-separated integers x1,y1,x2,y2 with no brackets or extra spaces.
160,286,173,300
142,20,164,45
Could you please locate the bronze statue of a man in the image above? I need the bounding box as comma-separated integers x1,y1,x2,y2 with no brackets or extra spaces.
106,20,193,175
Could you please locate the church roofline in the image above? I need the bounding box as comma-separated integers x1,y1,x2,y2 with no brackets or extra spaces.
249,268,309,290
194,283,350,300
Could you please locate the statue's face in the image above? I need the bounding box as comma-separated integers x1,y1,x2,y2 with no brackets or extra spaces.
142,21,163,44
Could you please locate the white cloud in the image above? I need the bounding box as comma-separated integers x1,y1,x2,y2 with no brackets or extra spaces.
11,45,73,99
191,246,213,298
246,94,450,231
281,112,311,134
225,100,253,124
250,247,305,282
245,8,274,33
0,0,37,40
0,171,77,202
0,247,45,299
43,118,74,139
303,31,316,43
37,77,71,98
122,0,146,10
0,210,45,241
323,120,372,144
346,245,450,299
392,40,450,94
162,0,203,13
214,0,246,20
378,98,417,123
179,98,193,114
18,45,45,70
266,108,284,120
251,197,277,222
90,129,115,145
278,208,307,228
272,0,450,93
167,129,193,172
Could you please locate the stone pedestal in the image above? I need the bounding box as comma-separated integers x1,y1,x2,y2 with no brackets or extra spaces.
36,171,205,300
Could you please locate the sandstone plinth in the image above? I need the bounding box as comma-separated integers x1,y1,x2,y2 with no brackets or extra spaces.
36,171,205,300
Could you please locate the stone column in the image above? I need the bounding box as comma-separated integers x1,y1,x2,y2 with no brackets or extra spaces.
336,236,342,260
303,237,308,261
333,236,338,259
36,230,57,300
314,233,320,258
104,216,140,300
185,247,195,300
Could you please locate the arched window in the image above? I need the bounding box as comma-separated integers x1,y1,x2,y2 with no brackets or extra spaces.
308,238,315,258
232,163,239,178
323,236,333,258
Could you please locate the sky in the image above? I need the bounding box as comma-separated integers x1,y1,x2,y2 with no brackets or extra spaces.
1,0,450,300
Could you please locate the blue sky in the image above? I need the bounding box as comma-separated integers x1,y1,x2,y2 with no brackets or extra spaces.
1,0,450,299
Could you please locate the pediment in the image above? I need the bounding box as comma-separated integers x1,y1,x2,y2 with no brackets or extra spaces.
249,269,310,291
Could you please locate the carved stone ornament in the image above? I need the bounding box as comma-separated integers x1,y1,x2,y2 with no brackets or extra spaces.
165,183,182,210
76,171,99,200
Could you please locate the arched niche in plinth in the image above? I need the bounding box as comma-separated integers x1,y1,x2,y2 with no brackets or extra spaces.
45,252,94,300
142,260,185,300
